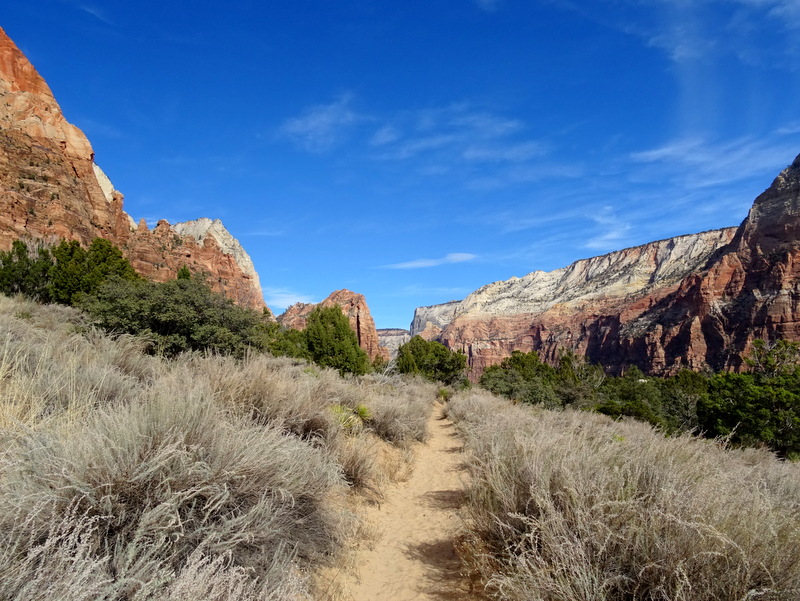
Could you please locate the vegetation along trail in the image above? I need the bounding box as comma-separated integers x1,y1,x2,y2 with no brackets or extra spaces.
339,401,479,601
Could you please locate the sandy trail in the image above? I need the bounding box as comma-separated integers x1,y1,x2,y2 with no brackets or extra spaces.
338,402,478,601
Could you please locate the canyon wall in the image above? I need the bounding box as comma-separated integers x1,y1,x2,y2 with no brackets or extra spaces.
418,155,800,379
279,289,390,362
377,328,411,358
0,27,266,310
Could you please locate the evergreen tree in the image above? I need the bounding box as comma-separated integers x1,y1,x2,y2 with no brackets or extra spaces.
0,240,54,302
395,335,467,385
304,305,369,376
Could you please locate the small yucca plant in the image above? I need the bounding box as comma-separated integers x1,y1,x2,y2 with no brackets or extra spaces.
331,403,372,434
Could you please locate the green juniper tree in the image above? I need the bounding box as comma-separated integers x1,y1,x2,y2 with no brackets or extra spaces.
304,305,369,376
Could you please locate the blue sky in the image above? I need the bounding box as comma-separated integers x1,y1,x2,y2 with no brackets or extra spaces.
3,1,800,328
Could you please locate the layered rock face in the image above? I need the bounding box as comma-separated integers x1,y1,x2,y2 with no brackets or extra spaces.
279,289,390,362
377,328,411,358
0,27,265,310
425,155,800,379
410,300,462,340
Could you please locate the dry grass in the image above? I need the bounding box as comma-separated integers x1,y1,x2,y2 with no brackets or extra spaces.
0,294,437,599
179,353,437,493
447,389,800,601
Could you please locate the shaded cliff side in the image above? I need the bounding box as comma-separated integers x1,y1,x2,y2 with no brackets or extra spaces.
0,27,265,310
416,156,800,379
279,289,390,362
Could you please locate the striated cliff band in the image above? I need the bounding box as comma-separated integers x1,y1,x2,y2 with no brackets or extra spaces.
279,289,390,362
0,27,265,310
414,154,800,379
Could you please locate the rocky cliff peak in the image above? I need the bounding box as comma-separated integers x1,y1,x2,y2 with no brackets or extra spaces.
172,218,262,300
731,152,800,255
279,289,390,362
0,27,266,310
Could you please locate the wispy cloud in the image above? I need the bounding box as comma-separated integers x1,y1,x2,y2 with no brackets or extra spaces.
279,94,362,152
371,104,544,169
262,287,316,311
584,206,632,251
384,253,477,269
77,4,113,24
776,121,800,135
630,135,799,188
646,23,716,63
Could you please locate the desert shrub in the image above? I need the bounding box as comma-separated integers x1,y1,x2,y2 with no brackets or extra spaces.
0,240,54,302
305,305,370,376
264,324,311,360
448,390,800,601
0,309,152,435
0,369,345,600
0,238,140,306
366,376,437,445
396,335,467,385
180,353,435,493
698,340,800,457
480,350,561,407
80,274,271,357
49,238,140,305
594,366,665,427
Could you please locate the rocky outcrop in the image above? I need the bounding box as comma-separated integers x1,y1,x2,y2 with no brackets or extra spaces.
0,27,266,310
430,155,800,380
279,289,390,362
410,300,462,340
377,328,411,359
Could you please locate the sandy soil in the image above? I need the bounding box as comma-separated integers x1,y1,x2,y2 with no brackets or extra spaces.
336,402,480,601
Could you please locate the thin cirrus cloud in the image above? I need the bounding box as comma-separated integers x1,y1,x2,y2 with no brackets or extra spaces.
630,135,800,188
583,207,632,251
384,253,477,269
370,104,543,167
278,94,362,152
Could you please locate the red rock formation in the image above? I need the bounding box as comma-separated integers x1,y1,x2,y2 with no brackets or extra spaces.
279,289,390,362
0,27,266,310
429,154,800,380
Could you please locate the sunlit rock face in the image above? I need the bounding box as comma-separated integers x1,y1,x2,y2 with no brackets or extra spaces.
416,155,800,380
0,27,266,310
279,289,390,362
377,329,411,359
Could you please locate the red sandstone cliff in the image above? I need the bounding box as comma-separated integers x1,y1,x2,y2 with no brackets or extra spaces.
0,27,265,310
419,154,800,379
279,289,390,362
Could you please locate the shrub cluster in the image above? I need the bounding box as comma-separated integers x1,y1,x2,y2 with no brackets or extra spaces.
480,344,800,457
79,273,273,358
0,238,139,305
447,390,800,601
396,335,467,385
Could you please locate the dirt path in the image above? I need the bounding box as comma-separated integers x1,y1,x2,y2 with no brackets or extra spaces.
338,402,478,601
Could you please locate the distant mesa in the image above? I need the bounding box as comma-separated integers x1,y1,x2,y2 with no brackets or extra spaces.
0,27,266,310
412,154,800,380
279,289,390,362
